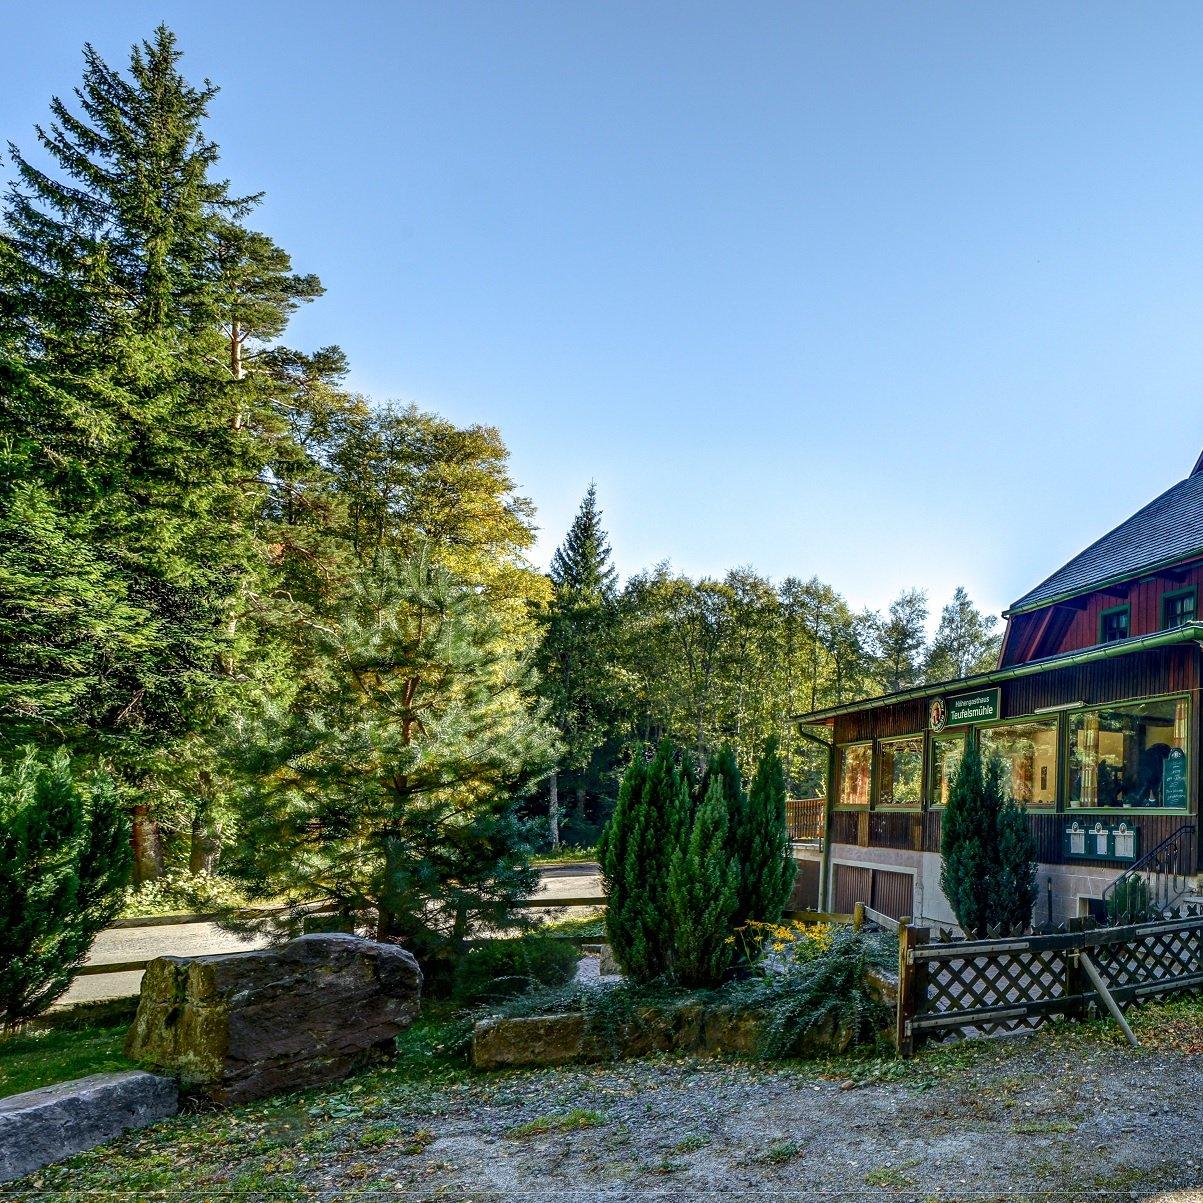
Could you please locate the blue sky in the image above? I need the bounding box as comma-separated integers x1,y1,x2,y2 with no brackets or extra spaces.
5,3,1203,624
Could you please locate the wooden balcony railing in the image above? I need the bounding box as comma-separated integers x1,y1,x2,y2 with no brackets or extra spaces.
786,797,825,846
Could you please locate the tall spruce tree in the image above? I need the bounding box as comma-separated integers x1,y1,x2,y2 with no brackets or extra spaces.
0,748,132,1027
599,740,687,982
0,28,320,798
667,776,739,987
873,589,929,694
538,484,619,845
924,587,1001,683
940,742,1037,937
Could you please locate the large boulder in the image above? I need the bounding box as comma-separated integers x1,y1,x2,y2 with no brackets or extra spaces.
125,934,422,1104
0,1071,177,1183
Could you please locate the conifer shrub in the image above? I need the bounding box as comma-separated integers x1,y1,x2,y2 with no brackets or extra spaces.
738,737,796,928
0,748,132,1028
940,741,1037,938
599,741,686,982
667,777,739,987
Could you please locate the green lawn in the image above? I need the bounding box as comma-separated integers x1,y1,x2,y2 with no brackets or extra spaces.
0,1023,135,1099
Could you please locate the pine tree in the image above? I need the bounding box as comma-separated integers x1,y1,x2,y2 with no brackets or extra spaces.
599,740,687,982
0,748,132,1027
227,551,558,980
0,27,321,779
667,776,738,987
739,737,796,926
538,484,620,844
940,743,1036,937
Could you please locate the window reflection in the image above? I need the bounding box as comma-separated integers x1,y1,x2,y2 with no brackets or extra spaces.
837,744,872,807
930,734,965,807
1069,698,1188,809
879,736,923,806
978,718,1058,807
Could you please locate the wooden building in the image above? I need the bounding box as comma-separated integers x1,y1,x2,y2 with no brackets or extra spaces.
794,453,1203,926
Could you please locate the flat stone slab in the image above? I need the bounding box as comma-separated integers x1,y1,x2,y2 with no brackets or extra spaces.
0,1071,177,1183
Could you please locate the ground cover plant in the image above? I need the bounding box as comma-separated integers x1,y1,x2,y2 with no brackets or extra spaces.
0,1022,134,1099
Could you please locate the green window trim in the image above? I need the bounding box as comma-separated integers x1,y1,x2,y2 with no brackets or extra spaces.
975,713,1061,809
928,731,966,809
1161,587,1198,631
1098,603,1131,645
876,733,925,808
1065,691,1191,812
835,741,873,808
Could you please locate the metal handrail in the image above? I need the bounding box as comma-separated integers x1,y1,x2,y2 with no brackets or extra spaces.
1102,823,1196,923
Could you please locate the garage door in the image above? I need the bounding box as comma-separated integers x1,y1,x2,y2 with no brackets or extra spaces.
831,863,914,921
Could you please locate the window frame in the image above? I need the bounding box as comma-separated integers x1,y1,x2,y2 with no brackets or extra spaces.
927,731,967,810
834,740,874,809
1098,603,1131,645
876,733,925,810
1064,691,1192,815
1160,587,1197,631
975,713,1061,809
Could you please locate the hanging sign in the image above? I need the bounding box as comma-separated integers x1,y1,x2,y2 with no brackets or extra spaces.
929,687,1000,731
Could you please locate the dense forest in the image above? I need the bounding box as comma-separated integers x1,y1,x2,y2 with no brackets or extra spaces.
0,28,1000,906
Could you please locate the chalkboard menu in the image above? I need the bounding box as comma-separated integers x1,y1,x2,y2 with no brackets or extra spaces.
1162,747,1188,810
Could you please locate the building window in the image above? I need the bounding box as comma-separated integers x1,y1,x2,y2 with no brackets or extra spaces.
978,717,1059,807
1161,588,1197,630
836,743,872,807
930,733,965,807
1068,697,1189,809
1099,605,1130,644
878,736,923,806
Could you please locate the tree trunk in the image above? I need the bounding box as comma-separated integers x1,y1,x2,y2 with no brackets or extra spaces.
548,771,560,849
188,816,222,875
130,805,164,885
575,785,587,825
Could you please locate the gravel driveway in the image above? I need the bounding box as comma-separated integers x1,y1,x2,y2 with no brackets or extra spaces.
22,1008,1203,1202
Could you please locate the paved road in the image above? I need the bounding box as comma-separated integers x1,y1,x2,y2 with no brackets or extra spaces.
61,864,602,1007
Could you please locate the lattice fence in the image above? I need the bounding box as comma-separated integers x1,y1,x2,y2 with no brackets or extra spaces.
897,906,1203,1054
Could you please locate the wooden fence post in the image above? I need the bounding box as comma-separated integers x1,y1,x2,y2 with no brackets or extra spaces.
853,901,865,931
1063,916,1087,1019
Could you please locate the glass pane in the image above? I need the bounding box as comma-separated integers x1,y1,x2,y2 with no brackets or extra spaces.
838,744,872,807
931,735,965,806
1069,698,1188,809
978,717,1058,807
1101,609,1129,643
879,736,923,806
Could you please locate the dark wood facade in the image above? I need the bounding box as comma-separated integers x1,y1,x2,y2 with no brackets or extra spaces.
822,642,1202,874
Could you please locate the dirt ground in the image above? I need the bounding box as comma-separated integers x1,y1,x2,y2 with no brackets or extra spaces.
16,1004,1203,1203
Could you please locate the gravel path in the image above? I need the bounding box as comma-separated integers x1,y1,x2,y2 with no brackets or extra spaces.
357,1039,1203,1201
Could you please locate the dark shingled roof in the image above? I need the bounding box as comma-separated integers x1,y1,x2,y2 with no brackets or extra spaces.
1009,463,1203,614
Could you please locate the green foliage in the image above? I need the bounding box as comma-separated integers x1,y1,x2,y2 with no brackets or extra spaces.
452,936,580,1005
227,550,558,978
741,926,896,1059
599,742,687,982
737,738,796,928
940,742,1038,937
1108,873,1151,922
0,748,132,1026
667,777,739,987
120,870,252,918
924,586,1001,682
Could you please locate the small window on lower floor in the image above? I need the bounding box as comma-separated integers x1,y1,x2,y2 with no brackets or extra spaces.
837,743,872,807
930,733,966,807
978,717,1059,807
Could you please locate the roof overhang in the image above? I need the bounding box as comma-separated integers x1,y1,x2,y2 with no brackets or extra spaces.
794,621,1203,726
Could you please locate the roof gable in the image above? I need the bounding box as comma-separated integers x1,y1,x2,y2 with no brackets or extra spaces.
1008,469,1203,614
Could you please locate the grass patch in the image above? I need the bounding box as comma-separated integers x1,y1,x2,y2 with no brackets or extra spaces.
673,1134,709,1153
864,1166,915,1188
530,845,597,866
507,1108,606,1138
0,1023,133,1098
758,1139,804,1164
538,911,606,939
